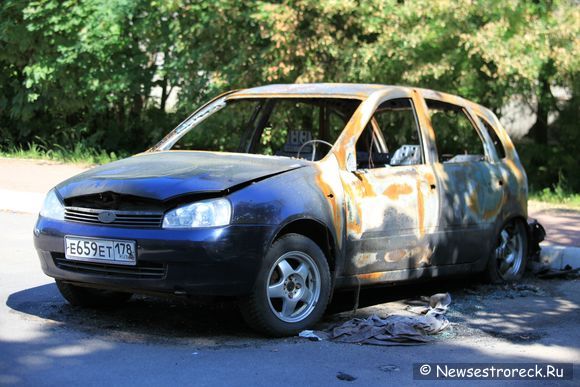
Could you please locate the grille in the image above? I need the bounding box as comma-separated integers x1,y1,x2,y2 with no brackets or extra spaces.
53,253,166,279
64,207,163,228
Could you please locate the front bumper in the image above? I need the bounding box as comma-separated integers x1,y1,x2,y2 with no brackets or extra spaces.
33,216,276,296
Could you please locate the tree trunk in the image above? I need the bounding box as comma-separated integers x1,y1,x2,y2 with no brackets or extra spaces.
160,76,168,113
530,94,549,145
529,61,554,145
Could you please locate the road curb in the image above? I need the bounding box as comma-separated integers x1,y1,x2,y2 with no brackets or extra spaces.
540,243,580,270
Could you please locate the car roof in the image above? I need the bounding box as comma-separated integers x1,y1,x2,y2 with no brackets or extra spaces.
230,83,390,99
229,83,491,116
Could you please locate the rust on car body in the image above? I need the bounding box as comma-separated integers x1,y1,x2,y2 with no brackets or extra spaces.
225,83,528,287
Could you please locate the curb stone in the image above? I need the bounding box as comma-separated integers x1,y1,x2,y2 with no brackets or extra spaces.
539,243,580,270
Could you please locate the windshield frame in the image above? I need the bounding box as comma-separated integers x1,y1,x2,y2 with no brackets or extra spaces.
153,94,364,162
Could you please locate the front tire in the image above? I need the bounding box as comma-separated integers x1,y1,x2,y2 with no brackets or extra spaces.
240,233,331,336
56,280,133,307
485,219,528,283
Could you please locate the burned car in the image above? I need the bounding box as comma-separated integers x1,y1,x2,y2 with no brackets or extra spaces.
34,84,530,336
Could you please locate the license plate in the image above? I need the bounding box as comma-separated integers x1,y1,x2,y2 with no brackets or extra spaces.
65,236,137,265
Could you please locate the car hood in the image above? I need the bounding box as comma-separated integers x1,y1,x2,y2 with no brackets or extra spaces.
56,151,309,201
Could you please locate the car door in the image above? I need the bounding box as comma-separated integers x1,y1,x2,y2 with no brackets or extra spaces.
339,95,439,275
423,97,503,265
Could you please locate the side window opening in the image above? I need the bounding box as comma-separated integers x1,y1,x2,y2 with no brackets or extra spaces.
478,115,506,159
426,100,486,163
355,124,383,169
354,98,423,169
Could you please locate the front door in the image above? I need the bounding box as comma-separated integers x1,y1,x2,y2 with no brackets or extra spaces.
341,97,439,275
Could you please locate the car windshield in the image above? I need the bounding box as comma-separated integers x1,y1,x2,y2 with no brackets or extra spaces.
156,97,361,161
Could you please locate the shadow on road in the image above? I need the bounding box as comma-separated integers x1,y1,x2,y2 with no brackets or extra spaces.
6,282,262,346
5,276,479,345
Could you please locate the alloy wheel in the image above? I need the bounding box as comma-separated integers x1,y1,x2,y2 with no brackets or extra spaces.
495,222,525,279
266,251,321,323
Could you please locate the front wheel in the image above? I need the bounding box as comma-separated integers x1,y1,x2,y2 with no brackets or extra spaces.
56,280,133,307
240,233,331,336
485,219,528,283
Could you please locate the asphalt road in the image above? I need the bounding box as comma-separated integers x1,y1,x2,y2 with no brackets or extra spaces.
1,211,579,386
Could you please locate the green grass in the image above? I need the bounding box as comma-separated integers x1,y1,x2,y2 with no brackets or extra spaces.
0,143,124,165
529,185,580,208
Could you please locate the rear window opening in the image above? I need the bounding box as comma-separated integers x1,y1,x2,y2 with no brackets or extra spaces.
478,115,507,159
426,99,486,163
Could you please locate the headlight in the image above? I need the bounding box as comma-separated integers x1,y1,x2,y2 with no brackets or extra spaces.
40,189,65,220
162,198,231,228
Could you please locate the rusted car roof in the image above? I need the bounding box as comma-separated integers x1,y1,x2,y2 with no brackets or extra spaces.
230,83,389,99
229,83,489,114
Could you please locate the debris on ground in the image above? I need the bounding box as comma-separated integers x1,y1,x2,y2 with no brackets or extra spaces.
299,293,451,346
378,364,400,373
527,218,546,260
336,372,357,381
533,264,580,279
461,282,547,300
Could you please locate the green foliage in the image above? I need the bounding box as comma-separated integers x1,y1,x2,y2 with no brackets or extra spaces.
517,75,580,193
0,0,578,190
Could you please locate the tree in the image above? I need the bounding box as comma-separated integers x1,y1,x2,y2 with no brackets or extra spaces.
0,0,578,189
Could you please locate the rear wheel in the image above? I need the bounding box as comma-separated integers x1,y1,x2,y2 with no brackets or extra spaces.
486,219,528,283
56,280,132,307
240,233,331,336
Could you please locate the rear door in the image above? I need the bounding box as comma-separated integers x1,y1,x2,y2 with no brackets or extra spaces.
424,99,502,265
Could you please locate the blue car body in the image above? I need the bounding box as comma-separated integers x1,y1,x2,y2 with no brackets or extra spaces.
34,151,340,296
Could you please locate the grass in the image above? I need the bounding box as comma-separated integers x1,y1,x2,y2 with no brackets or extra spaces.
0,143,123,165
529,180,580,209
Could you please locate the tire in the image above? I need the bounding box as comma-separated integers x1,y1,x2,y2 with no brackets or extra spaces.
240,233,332,336
485,219,528,283
56,280,133,308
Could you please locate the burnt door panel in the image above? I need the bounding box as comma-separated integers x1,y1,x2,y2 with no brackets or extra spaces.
425,99,502,266
432,161,500,265
341,164,439,274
